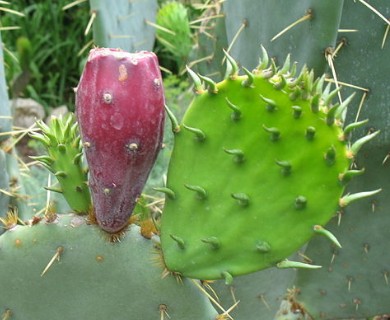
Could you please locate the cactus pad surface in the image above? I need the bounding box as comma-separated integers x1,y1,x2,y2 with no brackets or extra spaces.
291,1,390,317
0,31,12,141
0,149,10,225
160,53,368,280
0,214,218,319
223,0,344,75
89,0,158,52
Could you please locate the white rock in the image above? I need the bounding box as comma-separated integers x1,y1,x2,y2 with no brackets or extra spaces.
11,98,45,128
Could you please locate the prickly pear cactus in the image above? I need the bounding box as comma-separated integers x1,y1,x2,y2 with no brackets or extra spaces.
0,30,11,223
190,1,228,81
0,32,12,141
287,1,390,318
223,0,344,75
0,150,10,223
160,50,379,281
0,33,11,222
20,166,72,216
0,214,218,319
30,114,91,214
156,1,193,68
89,0,158,52
211,255,299,319
76,48,165,233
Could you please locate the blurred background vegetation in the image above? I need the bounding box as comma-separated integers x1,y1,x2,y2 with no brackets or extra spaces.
0,0,206,114
1,0,92,111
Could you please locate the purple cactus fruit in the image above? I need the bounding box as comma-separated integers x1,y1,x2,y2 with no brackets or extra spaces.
76,48,165,233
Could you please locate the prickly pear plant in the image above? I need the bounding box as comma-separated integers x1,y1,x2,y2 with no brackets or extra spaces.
0,31,10,222
286,1,390,318
160,49,380,281
222,0,344,75
191,0,389,318
0,149,10,225
0,39,225,318
2,147,29,221
29,114,91,214
0,29,28,222
0,31,12,141
210,255,299,319
0,214,219,319
76,48,165,233
155,1,193,69
88,0,158,52
1,0,388,317
190,0,228,81
0,29,13,223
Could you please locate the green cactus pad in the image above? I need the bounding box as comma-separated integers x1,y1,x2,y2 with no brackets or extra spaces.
0,149,10,223
191,2,228,81
0,31,12,141
160,54,356,280
89,0,157,52
211,261,298,319
0,214,218,319
223,0,344,75
292,1,390,317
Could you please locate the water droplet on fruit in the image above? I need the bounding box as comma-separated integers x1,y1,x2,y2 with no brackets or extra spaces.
118,64,128,81
110,113,124,130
